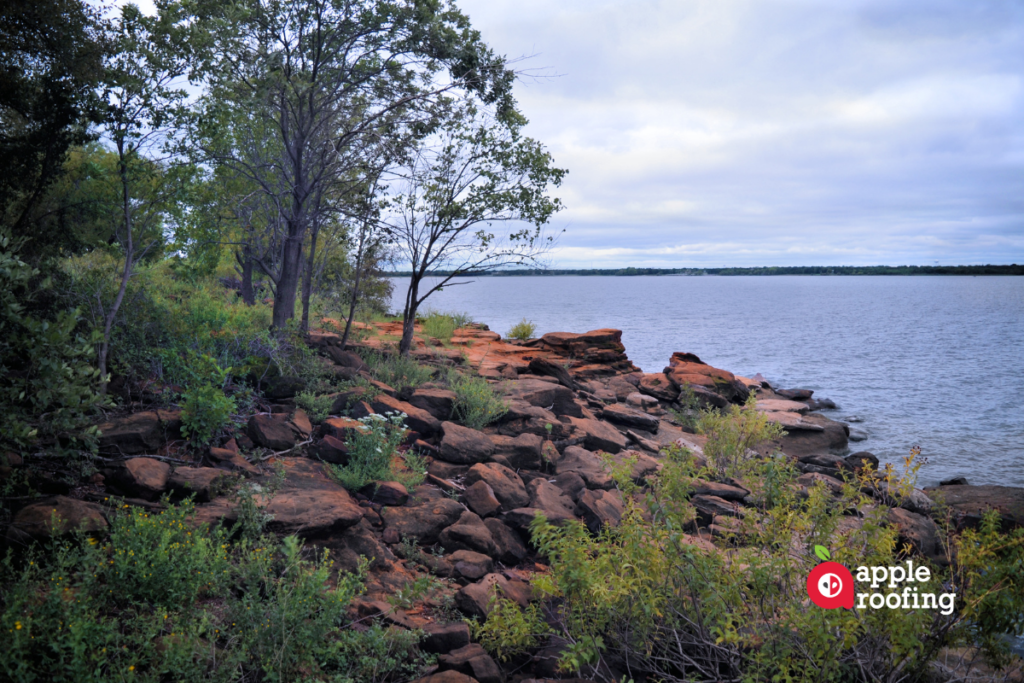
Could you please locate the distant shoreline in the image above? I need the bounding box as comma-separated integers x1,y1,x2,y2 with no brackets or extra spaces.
387,264,1024,277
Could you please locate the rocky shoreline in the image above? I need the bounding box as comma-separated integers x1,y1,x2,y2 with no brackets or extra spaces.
3,323,1023,682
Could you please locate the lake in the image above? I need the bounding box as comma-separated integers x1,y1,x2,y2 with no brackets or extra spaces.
388,275,1024,487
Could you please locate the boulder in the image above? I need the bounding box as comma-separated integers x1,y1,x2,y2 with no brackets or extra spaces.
600,403,660,432
360,481,408,507
167,466,231,503
408,388,457,421
208,447,258,476
796,472,845,495
371,395,440,435
526,478,577,521
691,479,750,501
775,414,849,458
503,379,579,417
886,507,941,558
664,352,741,398
325,347,368,371
438,643,503,683
311,435,349,465
439,511,499,557
691,494,742,527
463,463,529,511
454,573,513,619
462,481,501,518
845,451,879,471
551,471,586,502
575,489,624,534
320,416,366,441
567,417,627,454
421,622,471,654
97,410,180,455
924,485,1024,530
611,449,661,484
248,414,297,451
483,518,528,565
555,446,613,490
777,388,813,400
638,373,679,402
317,518,394,573
289,409,313,438
381,496,465,544
113,457,170,501
504,507,571,533
409,672,478,683
439,422,495,464
528,357,578,390
7,496,107,544
489,433,543,471
328,388,370,414
449,549,494,580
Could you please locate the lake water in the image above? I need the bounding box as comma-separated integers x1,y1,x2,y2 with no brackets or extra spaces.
388,275,1024,487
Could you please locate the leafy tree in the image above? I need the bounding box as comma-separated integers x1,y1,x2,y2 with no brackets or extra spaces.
390,104,565,355
0,0,107,260
186,0,517,330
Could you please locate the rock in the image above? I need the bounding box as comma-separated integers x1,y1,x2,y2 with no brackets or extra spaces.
113,457,171,501
775,413,849,458
7,496,108,544
439,422,495,464
566,417,627,454
381,495,465,544
463,481,502,518
528,357,578,390
409,672,478,683
360,481,408,506
638,373,679,402
264,375,305,400
777,388,813,400
208,447,258,476
691,479,750,501
463,463,528,510
97,410,180,455
167,466,231,503
312,435,349,465
626,429,662,453
327,388,370,414
664,352,745,402
939,476,970,486
408,388,457,421
600,403,660,432
368,379,397,397
575,489,623,534
612,449,661,484
924,485,1024,530
320,416,366,441
438,643,503,683
289,409,313,438
886,507,941,558
527,478,577,521
450,549,494,580
551,471,586,502
317,518,394,573
845,451,879,471
763,411,823,431
555,446,613,490
248,414,297,451
421,622,471,654
371,395,441,436
755,398,810,414
489,433,543,470
691,494,742,527
454,573,512,618
503,379,580,418
503,507,568,533
439,511,499,557
325,347,368,371
806,398,837,411
796,472,845,495
625,392,659,409
483,518,528,565
798,453,850,471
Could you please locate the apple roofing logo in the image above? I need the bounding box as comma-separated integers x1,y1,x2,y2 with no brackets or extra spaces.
806,545,854,609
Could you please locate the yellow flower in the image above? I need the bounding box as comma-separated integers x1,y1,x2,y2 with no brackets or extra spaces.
128,665,135,671
15,621,22,630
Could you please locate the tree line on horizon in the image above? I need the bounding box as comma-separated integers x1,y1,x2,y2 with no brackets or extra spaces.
387,264,1024,277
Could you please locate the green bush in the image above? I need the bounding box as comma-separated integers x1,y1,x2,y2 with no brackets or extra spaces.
295,390,334,424
526,407,1024,682
471,597,550,662
180,383,236,447
506,318,536,341
695,393,783,477
447,371,508,430
362,348,434,391
328,412,411,490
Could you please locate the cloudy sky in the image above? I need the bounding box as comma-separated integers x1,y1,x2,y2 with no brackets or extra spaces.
454,0,1024,267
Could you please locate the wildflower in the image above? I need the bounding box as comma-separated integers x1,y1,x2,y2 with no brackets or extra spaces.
15,621,22,630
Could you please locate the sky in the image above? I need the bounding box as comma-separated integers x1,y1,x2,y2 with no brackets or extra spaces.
451,0,1024,267
126,0,1024,268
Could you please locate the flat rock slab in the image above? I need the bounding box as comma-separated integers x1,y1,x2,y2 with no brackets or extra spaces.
925,485,1024,530
7,496,108,544
504,378,580,417
755,398,810,414
168,466,232,503
600,403,660,432
113,457,171,501
691,479,750,501
381,496,465,545
371,395,441,436
248,414,297,451
438,422,494,464
567,417,627,454
193,458,362,537
97,410,182,455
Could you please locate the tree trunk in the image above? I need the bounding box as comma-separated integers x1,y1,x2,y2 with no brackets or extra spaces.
237,237,255,305
340,256,364,351
399,275,420,356
99,139,135,395
272,229,303,329
300,224,318,332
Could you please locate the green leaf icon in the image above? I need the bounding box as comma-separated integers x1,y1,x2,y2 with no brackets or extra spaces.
814,545,831,562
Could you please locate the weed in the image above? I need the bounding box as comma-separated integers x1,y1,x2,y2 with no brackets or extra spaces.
327,413,408,490
180,383,236,447
294,391,333,424
446,370,508,430
506,318,537,341
362,348,434,391
471,597,550,662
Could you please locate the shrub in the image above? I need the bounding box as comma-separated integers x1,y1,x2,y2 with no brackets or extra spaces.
471,597,550,662
328,412,409,490
506,318,536,341
362,348,434,391
180,383,236,447
447,371,508,430
294,390,333,424
695,393,783,478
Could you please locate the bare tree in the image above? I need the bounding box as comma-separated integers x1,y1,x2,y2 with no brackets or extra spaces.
390,104,566,356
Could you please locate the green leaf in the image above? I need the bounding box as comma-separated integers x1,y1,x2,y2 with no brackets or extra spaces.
814,545,831,562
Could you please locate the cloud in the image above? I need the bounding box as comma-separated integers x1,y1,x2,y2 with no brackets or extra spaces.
459,0,1024,266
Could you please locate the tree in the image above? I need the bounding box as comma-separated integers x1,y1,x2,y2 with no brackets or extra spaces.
0,0,106,260
390,104,565,355
187,0,516,330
